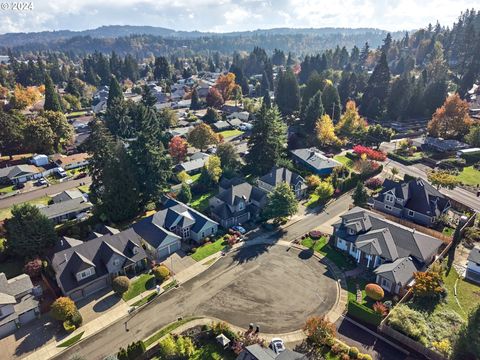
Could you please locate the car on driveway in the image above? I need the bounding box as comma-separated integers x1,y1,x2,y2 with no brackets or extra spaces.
35,178,48,186
270,338,285,354
231,225,246,234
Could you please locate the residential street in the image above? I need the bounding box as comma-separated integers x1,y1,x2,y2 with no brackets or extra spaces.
0,177,91,209
382,159,480,212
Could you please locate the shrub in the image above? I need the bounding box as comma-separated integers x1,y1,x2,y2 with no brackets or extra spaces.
112,276,130,295
153,265,170,281
365,284,384,301
353,145,386,161
372,301,388,316
51,297,77,322
63,320,76,333
126,341,146,359
341,354,351,360
309,230,324,240
24,258,43,279
347,301,383,326
211,321,238,340
412,270,445,299
69,310,83,327
349,346,359,358
305,175,322,190
303,316,336,346
358,354,373,360
387,304,429,343
365,177,383,189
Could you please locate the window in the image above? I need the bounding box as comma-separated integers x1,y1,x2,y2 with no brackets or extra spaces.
77,267,94,280
381,278,390,289
408,210,414,217
385,194,394,203
238,201,245,210
385,204,393,210
113,259,120,266
132,247,139,255
348,228,355,235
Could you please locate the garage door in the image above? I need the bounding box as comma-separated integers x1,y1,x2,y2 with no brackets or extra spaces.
69,289,84,301
169,241,181,253
157,246,170,259
19,310,36,325
0,321,16,339
83,277,109,297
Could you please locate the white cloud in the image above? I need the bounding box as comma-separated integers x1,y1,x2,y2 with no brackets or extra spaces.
0,0,472,34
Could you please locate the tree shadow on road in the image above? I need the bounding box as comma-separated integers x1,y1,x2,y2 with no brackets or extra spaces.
232,243,272,264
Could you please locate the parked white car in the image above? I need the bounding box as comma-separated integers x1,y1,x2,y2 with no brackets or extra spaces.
270,338,285,354
239,122,253,131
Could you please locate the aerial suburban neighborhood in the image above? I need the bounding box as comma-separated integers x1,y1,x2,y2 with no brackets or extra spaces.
0,3,479,360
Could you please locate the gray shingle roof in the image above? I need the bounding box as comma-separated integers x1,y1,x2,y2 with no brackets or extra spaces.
336,207,442,263
0,273,34,298
290,148,341,171
468,247,480,264
374,257,419,286
259,167,306,189
39,196,93,219
0,165,40,180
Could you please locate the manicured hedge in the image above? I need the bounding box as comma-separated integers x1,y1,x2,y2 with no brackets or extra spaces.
347,300,383,326
387,152,421,165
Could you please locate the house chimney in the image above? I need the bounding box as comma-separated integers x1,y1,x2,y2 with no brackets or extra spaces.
64,253,68,262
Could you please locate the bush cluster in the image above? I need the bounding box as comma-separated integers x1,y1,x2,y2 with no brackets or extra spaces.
353,145,387,161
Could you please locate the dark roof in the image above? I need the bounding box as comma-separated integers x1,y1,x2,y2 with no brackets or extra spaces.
468,247,480,264
133,215,181,249
39,196,93,219
175,156,209,173
335,207,443,263
0,272,38,324
216,181,266,206
290,148,341,171
424,137,469,152
52,189,84,204
377,178,450,217
259,167,306,189
374,257,419,286
52,228,146,293
0,164,40,180
236,345,306,360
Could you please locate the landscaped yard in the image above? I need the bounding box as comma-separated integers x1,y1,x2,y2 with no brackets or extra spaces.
0,184,15,195
218,129,244,138
442,268,479,320
301,236,356,271
77,184,90,194
122,273,156,301
143,317,201,348
189,341,236,360
333,155,353,169
0,196,51,221
191,237,227,262
456,166,480,186
190,191,214,212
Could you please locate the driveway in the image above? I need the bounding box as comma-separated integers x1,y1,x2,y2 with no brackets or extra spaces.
54,244,339,360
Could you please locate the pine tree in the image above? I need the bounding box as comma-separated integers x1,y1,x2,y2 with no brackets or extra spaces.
321,81,342,121
246,105,287,175
177,182,192,204
304,90,324,134
190,87,200,110
263,183,299,224
141,85,157,108
275,68,300,116
361,51,390,119
301,71,323,116
352,181,368,206
107,75,123,109
153,56,171,81
44,74,62,112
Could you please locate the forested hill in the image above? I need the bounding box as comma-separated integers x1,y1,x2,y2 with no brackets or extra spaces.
0,25,403,56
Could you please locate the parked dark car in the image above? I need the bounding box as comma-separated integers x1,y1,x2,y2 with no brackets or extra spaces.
74,172,88,179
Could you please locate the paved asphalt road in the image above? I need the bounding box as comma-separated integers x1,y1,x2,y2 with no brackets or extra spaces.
383,159,480,212
54,245,338,360
0,177,91,209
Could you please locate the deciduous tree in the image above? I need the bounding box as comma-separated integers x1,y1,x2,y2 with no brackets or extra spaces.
187,123,219,151
168,136,188,163
316,114,341,148
427,170,460,190
427,94,473,139
215,72,236,100
263,183,298,223
206,87,224,108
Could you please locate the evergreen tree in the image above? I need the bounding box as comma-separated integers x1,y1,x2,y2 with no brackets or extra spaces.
177,182,192,204
104,98,133,138
275,68,300,116
0,111,24,157
263,183,298,223
352,181,368,206
203,107,221,124
387,75,411,120
107,75,123,109
141,85,157,108
153,56,171,80
260,71,270,97
246,105,287,175
190,87,200,110
321,81,342,121
5,203,57,257
304,90,324,134
301,71,323,116
361,52,390,119
44,74,62,112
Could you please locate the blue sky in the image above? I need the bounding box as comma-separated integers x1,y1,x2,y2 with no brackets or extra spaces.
0,0,472,34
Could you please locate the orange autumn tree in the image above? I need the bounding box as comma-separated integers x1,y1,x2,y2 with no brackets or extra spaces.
304,316,336,346
412,263,445,299
12,84,42,109
215,72,236,100
427,93,473,139
168,136,188,163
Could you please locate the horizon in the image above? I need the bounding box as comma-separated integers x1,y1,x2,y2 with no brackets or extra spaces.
0,0,473,35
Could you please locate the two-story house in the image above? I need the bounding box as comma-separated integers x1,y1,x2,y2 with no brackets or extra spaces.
333,207,443,295
257,167,307,199
51,229,147,301
134,197,218,259
0,273,39,338
209,178,267,228
372,178,450,227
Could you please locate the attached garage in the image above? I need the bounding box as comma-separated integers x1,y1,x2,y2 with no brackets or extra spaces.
156,240,181,260
18,310,37,325
0,320,17,339
83,277,109,298
69,289,84,302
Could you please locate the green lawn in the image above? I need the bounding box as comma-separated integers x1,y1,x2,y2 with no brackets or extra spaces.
132,292,157,307
189,173,201,183
143,317,201,348
442,269,480,320
66,111,87,117
122,274,156,301
191,238,227,262
218,129,244,138
190,342,236,360
346,277,369,303
57,331,84,347
301,236,356,271
77,185,90,194
0,196,51,221
333,155,354,168
457,166,480,186
305,193,320,208
190,191,214,212
0,184,15,195
442,227,455,236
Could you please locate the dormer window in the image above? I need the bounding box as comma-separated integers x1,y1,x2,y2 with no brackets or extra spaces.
238,201,245,210
385,194,395,203
77,267,95,281
348,228,355,235
133,247,139,255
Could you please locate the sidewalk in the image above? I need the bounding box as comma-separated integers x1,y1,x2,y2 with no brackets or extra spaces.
21,204,348,360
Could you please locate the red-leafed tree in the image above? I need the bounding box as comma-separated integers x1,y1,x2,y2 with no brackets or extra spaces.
168,136,188,163
24,258,43,279
206,87,224,108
